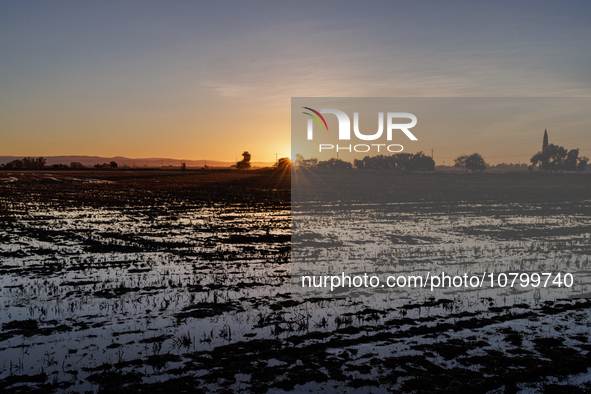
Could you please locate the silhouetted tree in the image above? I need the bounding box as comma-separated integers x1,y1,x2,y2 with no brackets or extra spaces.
110,161,118,169
181,162,186,171
454,155,468,170
295,154,318,168
354,152,434,171
489,162,528,172
303,158,318,168
275,157,291,169
4,157,46,169
295,154,304,167
4,160,23,169
531,144,588,171
455,153,486,172
465,153,487,172
317,158,352,169
236,151,251,169
70,162,84,169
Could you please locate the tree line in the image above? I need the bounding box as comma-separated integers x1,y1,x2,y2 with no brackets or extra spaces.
1,157,120,169
295,152,435,171
2,157,47,169
5,142,587,173
354,152,435,171
530,144,588,171
454,153,487,172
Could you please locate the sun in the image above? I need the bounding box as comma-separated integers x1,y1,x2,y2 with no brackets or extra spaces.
278,145,291,161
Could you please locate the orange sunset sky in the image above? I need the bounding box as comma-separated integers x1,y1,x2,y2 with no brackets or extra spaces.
1,1,591,165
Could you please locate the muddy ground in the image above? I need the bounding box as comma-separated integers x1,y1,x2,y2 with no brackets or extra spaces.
1,170,591,393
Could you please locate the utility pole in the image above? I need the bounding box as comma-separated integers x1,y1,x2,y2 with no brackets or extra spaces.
431,149,434,159
275,153,278,164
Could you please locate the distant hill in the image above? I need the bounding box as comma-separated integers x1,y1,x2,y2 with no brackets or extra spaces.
0,155,276,168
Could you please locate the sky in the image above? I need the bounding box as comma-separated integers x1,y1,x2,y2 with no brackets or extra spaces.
1,1,591,164
292,97,591,165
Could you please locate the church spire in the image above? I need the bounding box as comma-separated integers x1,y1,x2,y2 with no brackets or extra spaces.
542,129,548,152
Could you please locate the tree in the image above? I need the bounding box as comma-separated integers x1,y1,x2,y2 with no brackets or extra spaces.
236,151,251,169
275,157,291,169
416,153,436,171
302,158,318,168
464,153,487,172
454,155,468,170
455,153,486,172
530,143,588,172
4,157,46,169
294,154,304,167
354,152,435,171
110,161,118,169
316,158,352,169
578,157,589,172
4,159,23,169
294,154,318,168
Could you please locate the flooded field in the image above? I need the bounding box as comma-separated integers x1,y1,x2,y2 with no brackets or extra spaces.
2,170,591,393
